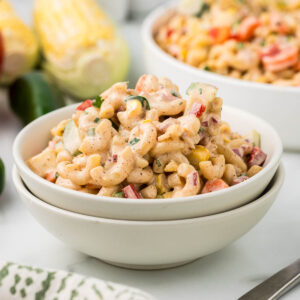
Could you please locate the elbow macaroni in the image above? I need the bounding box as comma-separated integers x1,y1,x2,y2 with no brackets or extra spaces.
27,74,266,199
155,0,300,86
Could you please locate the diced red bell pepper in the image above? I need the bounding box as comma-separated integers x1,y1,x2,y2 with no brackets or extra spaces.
122,184,142,199
230,33,239,40
235,17,260,41
166,28,174,38
76,99,93,111
293,61,300,71
189,102,206,118
259,44,280,58
262,46,298,72
232,176,249,185
209,26,231,44
248,146,267,168
201,179,229,194
45,170,57,183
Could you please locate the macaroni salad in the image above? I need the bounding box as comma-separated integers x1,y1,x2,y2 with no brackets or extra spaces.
155,0,300,86
27,74,267,199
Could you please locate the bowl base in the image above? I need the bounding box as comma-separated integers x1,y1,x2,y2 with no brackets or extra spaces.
101,258,198,270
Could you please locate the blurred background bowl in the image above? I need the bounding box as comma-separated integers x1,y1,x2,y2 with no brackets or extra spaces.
129,0,168,17
142,2,300,150
98,0,129,21
13,104,282,221
97,0,169,21
12,164,284,270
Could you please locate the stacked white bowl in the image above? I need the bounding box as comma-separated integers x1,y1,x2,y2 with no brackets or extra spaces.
12,104,283,270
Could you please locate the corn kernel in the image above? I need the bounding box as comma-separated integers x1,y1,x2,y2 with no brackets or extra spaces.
142,119,152,124
256,76,267,83
187,145,210,168
267,35,277,44
223,136,231,143
126,100,142,117
181,47,188,60
51,119,69,137
100,106,114,119
248,165,262,177
164,161,178,172
228,8,236,15
163,192,173,199
89,154,101,167
219,122,231,135
157,174,169,194
261,13,270,24
78,143,86,154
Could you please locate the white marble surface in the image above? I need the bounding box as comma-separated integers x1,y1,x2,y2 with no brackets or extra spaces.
0,1,300,299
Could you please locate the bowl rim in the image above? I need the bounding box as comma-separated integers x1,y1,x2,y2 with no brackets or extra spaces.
13,103,282,205
12,163,284,225
141,0,300,94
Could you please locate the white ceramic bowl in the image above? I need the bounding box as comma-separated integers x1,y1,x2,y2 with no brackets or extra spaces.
13,104,282,221
12,164,284,270
142,2,300,150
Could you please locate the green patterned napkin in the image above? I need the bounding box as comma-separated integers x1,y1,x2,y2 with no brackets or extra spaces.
0,262,155,300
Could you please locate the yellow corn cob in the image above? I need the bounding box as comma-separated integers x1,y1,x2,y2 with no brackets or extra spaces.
0,1,38,84
34,0,129,99
34,0,114,61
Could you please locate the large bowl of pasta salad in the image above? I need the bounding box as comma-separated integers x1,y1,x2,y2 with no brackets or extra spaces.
142,0,300,150
13,75,282,221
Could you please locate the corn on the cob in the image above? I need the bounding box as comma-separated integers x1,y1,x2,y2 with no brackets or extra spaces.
34,0,129,99
0,1,38,85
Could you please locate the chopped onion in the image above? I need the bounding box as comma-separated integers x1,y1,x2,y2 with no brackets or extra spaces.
202,121,208,127
232,176,249,185
193,172,198,186
232,148,244,157
211,116,219,124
